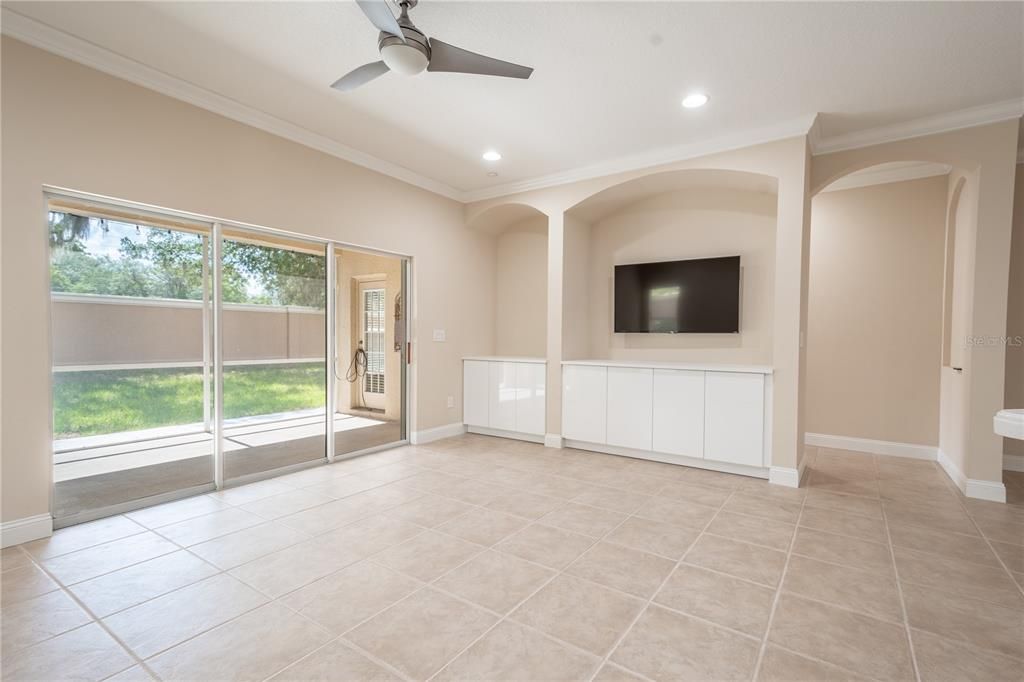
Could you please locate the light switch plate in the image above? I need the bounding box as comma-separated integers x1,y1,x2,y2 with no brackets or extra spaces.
446,396,454,408
433,329,446,342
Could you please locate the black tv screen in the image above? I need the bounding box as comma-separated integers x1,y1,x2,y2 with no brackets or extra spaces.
614,256,740,333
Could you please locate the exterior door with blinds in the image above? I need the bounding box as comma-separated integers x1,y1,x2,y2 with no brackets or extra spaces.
359,281,386,410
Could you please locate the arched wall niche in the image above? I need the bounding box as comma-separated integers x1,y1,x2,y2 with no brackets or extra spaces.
464,201,547,234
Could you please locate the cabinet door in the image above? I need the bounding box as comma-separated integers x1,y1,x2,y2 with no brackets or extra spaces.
652,369,705,458
463,361,489,427
488,361,517,431
606,367,653,450
515,363,546,436
704,372,765,467
562,365,607,443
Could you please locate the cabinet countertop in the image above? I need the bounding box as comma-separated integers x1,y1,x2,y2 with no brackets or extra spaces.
561,359,773,374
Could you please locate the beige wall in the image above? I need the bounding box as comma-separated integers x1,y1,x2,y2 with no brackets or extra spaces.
1,38,495,524
806,176,947,446
1006,165,1024,458
586,188,777,365
336,249,403,420
494,218,547,357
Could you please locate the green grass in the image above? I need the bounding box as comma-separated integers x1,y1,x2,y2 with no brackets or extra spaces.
53,363,326,438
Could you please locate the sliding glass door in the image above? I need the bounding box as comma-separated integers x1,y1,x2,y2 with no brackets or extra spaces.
219,228,328,482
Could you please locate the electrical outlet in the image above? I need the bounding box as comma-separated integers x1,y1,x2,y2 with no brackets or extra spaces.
433,329,446,342
446,396,454,409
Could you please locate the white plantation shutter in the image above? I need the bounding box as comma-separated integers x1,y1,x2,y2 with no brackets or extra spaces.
363,288,385,394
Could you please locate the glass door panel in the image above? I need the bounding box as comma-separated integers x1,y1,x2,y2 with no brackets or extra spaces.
333,248,406,456
49,208,214,523
220,228,327,481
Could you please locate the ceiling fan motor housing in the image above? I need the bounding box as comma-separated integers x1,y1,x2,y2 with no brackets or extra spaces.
376,2,430,75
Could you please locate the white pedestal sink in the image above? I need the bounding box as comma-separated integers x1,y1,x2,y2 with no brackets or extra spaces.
995,409,1024,440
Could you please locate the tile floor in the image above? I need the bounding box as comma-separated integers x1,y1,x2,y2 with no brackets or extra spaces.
2,435,1022,681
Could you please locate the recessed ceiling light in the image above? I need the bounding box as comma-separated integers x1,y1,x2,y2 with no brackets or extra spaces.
482,150,502,161
681,93,709,109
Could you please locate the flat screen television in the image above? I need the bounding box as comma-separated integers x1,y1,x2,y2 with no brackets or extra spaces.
614,256,740,333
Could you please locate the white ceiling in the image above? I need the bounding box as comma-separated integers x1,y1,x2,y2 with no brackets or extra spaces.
5,1,1023,198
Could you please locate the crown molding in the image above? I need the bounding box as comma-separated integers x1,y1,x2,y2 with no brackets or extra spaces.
462,114,818,203
0,8,464,202
812,98,1024,156
820,161,951,193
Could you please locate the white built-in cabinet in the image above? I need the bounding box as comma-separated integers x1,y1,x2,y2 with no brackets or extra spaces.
562,361,770,471
463,358,545,438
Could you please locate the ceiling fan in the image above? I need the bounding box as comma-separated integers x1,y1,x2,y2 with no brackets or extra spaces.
332,0,534,92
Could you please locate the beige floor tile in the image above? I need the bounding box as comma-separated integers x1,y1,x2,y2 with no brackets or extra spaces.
783,554,903,622
0,562,59,606
685,534,787,587
883,501,979,536
567,541,675,599
401,470,471,495
496,523,595,569
238,488,336,520
1,589,92,656
723,492,802,524
1,546,33,572
372,530,484,581
901,582,1024,659
791,527,893,574
539,502,629,537
317,512,425,557
354,462,421,484
592,663,648,682
270,641,403,681
103,573,267,658
24,515,146,560
208,478,297,506
511,574,644,656
281,560,420,634
964,497,1024,525
0,622,136,682
705,511,795,551
654,564,774,637
303,473,387,500
345,587,497,680
680,467,747,491
229,535,363,598
42,532,178,585
188,520,309,569
147,602,331,681
157,507,266,547
768,593,914,681
69,550,218,617
530,474,596,500
442,479,514,506
434,550,555,614
737,477,807,503
757,646,871,682
990,539,1024,572
807,473,881,498
894,546,1023,606
911,628,1024,682
573,485,652,513
384,494,475,527
125,495,228,529
104,664,159,681
485,491,566,519
634,496,718,530
612,605,760,680
435,619,600,681
605,516,701,559
887,522,1001,567
799,506,887,543
973,516,1024,546
804,489,884,519
437,508,529,546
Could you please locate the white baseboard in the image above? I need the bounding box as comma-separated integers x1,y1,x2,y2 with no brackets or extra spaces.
805,433,937,460
563,439,768,480
937,449,1007,503
769,466,801,488
467,426,544,444
1,514,53,548
544,433,564,449
1004,453,1024,472
410,422,465,445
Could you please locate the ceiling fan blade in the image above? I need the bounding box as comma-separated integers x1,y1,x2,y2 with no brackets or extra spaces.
426,38,533,79
331,60,390,92
355,0,405,40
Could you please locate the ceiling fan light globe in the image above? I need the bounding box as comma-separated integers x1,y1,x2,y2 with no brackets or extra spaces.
381,43,428,75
